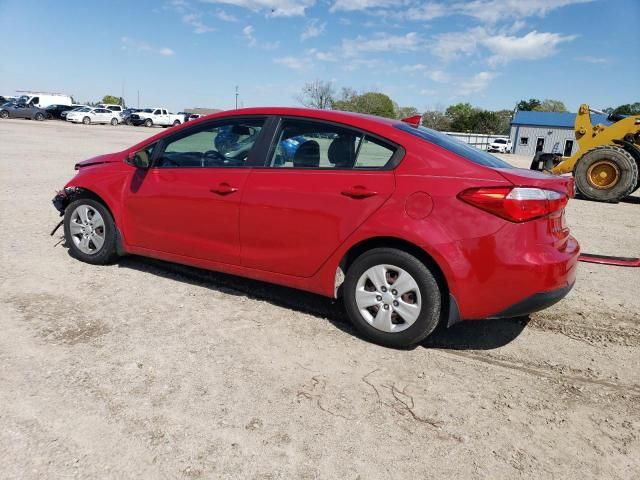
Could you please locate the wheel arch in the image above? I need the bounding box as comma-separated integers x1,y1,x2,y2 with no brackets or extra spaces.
58,187,125,255
336,236,449,299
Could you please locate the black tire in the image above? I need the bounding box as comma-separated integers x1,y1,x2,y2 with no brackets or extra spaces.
172,120,180,126
0,110,9,119
574,146,639,202
343,248,441,348
126,119,132,126
110,118,118,126
144,118,153,127
34,112,44,121
63,199,119,265
82,116,91,125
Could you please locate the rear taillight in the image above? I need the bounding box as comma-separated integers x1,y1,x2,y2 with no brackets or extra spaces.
458,187,568,222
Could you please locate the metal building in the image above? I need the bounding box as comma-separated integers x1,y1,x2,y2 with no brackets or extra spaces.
509,111,611,156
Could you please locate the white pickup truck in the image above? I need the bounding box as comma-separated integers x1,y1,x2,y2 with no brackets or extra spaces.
129,108,183,127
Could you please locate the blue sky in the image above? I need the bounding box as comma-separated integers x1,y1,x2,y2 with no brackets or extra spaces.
0,0,637,112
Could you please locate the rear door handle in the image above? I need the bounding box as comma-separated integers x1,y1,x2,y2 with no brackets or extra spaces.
210,182,238,195
341,186,378,199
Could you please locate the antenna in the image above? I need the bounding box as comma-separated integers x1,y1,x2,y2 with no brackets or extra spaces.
235,86,239,109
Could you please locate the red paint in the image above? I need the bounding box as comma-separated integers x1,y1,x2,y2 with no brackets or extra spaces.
61,107,580,321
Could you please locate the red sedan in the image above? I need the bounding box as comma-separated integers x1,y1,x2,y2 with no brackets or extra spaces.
52,107,579,347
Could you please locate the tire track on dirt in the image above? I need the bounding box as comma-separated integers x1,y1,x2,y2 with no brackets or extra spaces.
439,350,640,395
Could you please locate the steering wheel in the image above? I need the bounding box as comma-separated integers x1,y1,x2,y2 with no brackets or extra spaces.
160,155,181,167
202,149,225,166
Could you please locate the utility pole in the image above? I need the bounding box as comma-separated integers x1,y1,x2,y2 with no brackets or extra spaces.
235,85,239,109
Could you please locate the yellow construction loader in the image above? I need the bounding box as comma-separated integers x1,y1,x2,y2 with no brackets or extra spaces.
530,104,640,202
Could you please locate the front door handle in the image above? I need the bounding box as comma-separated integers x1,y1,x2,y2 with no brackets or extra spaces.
341,186,378,199
210,183,238,195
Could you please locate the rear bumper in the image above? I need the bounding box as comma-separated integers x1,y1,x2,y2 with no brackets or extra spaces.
488,282,574,319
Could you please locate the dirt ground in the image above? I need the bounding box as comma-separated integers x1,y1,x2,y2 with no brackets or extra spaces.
1,118,638,479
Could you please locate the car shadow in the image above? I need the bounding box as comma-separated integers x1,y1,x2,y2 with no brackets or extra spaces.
422,317,529,351
114,255,528,351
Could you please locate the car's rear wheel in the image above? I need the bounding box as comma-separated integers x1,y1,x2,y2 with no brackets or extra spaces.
82,116,91,125
172,120,180,126
63,199,118,265
110,118,118,126
343,248,441,348
144,118,153,127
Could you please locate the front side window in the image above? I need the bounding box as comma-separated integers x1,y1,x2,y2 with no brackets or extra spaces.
269,119,396,169
156,118,265,168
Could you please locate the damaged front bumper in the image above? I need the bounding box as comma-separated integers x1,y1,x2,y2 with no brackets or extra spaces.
51,187,82,235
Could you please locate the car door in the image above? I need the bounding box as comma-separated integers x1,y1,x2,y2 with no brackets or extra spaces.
240,118,398,278
121,116,268,265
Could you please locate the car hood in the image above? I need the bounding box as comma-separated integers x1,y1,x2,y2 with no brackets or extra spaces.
75,153,119,169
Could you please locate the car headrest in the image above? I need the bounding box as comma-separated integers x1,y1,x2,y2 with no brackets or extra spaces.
293,140,320,168
328,136,354,168
231,125,251,135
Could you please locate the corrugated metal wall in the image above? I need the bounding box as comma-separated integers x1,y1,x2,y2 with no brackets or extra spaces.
509,125,577,157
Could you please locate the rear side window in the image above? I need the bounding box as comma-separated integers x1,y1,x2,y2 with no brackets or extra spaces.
396,123,513,169
269,119,396,169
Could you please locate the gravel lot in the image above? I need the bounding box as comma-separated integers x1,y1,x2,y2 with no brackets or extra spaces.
1,118,638,479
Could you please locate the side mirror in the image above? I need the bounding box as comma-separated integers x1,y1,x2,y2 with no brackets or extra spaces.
127,151,150,169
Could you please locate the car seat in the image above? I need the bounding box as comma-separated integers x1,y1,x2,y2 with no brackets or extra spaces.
328,135,355,168
293,140,320,168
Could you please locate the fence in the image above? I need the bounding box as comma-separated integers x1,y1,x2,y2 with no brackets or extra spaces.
443,132,509,151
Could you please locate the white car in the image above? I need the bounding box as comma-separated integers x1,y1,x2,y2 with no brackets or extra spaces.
66,107,120,125
488,138,512,153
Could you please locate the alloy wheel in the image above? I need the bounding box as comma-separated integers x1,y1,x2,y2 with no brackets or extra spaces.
68,205,106,254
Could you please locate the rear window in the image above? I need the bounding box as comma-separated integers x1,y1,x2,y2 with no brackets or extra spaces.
396,124,513,169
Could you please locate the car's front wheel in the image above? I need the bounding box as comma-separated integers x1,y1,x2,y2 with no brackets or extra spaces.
63,199,118,265
0,110,9,119
144,119,153,127
82,116,91,125
343,248,441,348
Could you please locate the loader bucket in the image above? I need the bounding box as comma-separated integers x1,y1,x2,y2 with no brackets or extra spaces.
530,152,562,171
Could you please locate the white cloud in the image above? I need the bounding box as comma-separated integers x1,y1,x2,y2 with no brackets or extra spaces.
201,0,315,17
307,48,337,62
332,0,594,23
576,55,610,64
242,25,279,49
121,37,176,56
484,30,577,66
215,9,238,21
401,63,427,72
341,32,421,57
301,19,326,41
420,88,437,96
432,29,482,61
428,70,450,83
182,13,215,33
457,71,496,95
330,0,404,12
458,0,594,23
274,56,313,70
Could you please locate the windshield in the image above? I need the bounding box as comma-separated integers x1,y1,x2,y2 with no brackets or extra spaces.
142,109,153,113
396,124,513,169
494,139,506,144
76,107,90,112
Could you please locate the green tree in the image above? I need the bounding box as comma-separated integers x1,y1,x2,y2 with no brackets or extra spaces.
533,99,567,112
516,98,541,111
446,102,475,131
333,91,396,118
393,104,419,120
101,95,121,105
605,102,640,115
422,109,451,131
